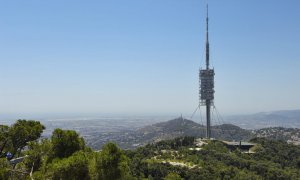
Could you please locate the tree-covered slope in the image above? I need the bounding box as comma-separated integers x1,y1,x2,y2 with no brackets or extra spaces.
126,137,300,179
135,117,253,143
1,119,300,179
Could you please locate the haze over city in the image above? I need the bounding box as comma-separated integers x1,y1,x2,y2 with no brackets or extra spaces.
1,0,300,118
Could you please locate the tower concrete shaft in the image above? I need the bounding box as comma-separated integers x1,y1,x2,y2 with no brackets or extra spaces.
205,5,211,139
206,100,211,138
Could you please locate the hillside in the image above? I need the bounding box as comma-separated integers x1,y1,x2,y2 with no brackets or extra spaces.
136,117,204,141
137,117,253,142
253,127,300,145
87,117,253,149
1,119,300,179
125,137,300,179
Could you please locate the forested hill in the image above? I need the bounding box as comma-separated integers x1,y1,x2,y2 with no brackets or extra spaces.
253,127,300,145
137,117,300,147
1,119,300,179
124,137,300,179
137,117,253,142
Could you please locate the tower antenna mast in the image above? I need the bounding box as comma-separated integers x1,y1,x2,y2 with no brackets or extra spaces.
206,4,209,69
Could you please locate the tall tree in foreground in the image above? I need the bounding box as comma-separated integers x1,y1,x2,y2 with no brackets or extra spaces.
51,128,85,159
95,142,132,180
24,139,52,172
0,158,10,179
9,120,45,158
0,125,10,157
45,151,90,180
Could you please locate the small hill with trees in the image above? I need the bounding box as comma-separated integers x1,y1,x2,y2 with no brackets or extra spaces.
89,117,253,149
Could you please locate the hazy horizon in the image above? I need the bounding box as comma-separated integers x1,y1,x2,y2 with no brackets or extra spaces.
1,108,300,122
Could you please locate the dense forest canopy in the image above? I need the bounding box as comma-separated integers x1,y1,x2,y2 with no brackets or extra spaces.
1,120,300,179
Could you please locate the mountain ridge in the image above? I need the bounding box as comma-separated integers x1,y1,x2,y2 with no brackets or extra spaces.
225,109,300,129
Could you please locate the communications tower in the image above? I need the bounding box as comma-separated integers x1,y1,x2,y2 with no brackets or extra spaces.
200,5,215,139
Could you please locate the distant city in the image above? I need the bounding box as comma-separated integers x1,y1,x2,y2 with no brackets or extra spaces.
1,109,299,149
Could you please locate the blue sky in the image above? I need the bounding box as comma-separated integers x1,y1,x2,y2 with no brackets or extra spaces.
0,0,300,117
